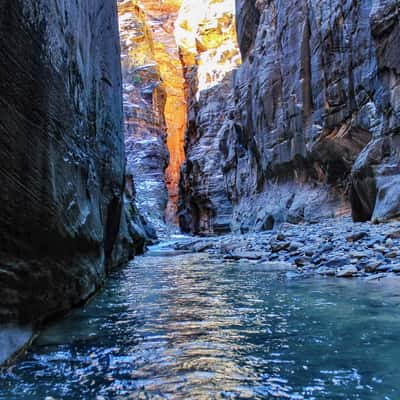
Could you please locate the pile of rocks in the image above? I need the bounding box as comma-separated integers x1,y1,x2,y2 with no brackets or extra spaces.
175,217,400,280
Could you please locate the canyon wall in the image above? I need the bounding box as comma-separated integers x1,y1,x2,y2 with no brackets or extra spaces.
181,0,400,233
0,0,140,363
177,0,241,233
118,0,186,232
119,0,169,235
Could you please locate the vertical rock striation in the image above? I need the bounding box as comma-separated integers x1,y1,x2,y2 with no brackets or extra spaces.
118,0,186,231
119,0,169,235
180,0,400,233
224,0,400,230
177,0,241,234
0,0,140,363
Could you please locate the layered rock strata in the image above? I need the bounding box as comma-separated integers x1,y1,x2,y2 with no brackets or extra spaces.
177,0,241,234
0,0,140,363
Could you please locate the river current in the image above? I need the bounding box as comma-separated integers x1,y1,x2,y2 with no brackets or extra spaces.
1,239,400,399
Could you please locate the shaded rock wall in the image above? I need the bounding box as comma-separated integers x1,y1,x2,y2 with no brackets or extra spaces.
177,0,241,234
223,0,400,231
0,0,139,362
180,0,400,233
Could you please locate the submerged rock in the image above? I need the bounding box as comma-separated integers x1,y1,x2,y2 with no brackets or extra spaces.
255,261,295,271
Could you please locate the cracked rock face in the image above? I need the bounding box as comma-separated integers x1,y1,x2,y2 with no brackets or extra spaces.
181,0,399,233
0,0,140,362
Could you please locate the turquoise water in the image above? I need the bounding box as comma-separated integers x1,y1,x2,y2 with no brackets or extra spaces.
1,242,400,399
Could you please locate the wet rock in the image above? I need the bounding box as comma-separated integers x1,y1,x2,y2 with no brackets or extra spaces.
386,230,400,240
391,265,400,273
288,242,304,252
349,251,367,259
336,266,358,278
365,260,383,273
294,257,310,267
373,245,387,253
304,249,315,257
277,233,286,241
324,257,350,269
187,218,400,283
385,238,394,246
385,250,399,259
231,251,264,260
377,265,391,273
317,267,336,276
271,242,291,253
193,242,215,253
346,232,369,243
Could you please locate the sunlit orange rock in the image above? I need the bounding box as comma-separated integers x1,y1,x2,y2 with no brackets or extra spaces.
119,0,240,232
134,0,187,226
175,0,241,94
119,0,186,227
118,0,170,233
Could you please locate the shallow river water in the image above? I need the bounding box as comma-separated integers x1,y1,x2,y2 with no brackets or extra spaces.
1,239,400,399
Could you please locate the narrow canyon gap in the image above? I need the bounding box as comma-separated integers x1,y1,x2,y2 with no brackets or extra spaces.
118,0,242,234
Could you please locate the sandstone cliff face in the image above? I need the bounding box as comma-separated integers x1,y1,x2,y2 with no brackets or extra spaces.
0,0,138,362
119,0,169,235
118,0,186,231
177,0,241,233
181,0,400,233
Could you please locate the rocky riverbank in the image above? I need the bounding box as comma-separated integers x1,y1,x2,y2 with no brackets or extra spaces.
175,218,400,281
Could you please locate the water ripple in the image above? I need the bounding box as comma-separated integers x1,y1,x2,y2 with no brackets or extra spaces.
1,243,400,399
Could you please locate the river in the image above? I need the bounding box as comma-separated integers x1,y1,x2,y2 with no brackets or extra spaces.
1,239,400,399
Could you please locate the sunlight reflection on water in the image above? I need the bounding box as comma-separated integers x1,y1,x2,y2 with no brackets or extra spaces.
1,241,400,399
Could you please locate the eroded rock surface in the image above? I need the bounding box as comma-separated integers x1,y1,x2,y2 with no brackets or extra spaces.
119,0,169,235
118,0,186,232
223,0,399,231
176,0,241,234
180,0,400,233
0,0,141,362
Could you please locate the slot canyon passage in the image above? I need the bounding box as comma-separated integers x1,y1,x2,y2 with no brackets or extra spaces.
0,0,400,398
